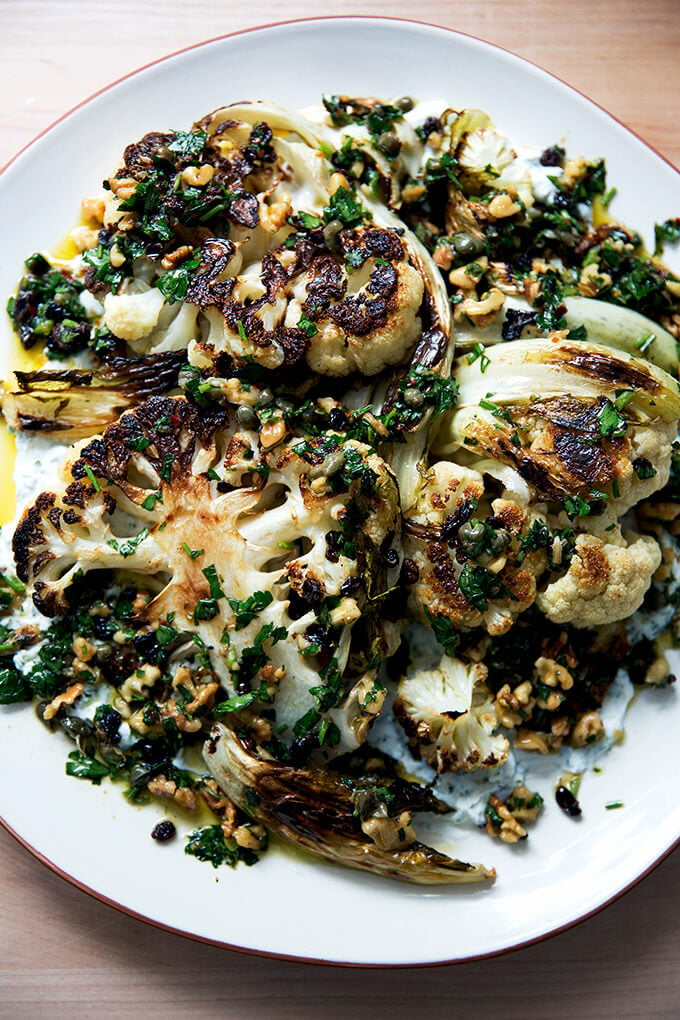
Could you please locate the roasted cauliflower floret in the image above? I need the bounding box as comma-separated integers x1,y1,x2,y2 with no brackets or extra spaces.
12,396,402,759
394,655,509,773
103,288,166,342
405,461,544,637
536,530,661,626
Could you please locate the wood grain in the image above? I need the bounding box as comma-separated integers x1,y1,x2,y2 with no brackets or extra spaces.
1,0,679,169
1,1,679,1015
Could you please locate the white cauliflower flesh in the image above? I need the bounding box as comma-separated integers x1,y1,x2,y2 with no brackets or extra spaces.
188,224,425,378
103,288,165,342
394,656,509,773
13,396,402,760
79,104,450,392
536,530,661,626
436,337,680,515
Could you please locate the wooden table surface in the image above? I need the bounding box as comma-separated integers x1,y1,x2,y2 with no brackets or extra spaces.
1,1,679,1016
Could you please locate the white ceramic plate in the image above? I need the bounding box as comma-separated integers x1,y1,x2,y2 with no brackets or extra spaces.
1,17,679,966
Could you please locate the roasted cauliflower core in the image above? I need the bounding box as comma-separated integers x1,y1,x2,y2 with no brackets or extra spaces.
13,396,402,758
394,656,509,773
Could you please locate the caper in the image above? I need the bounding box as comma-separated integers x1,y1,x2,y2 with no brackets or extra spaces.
488,528,511,554
452,231,486,261
59,716,94,739
395,96,414,113
35,700,57,728
309,450,346,480
99,743,127,767
403,386,425,409
154,145,174,165
256,387,274,409
458,519,486,554
129,763,156,789
323,219,344,253
77,732,100,759
235,405,259,430
178,365,200,388
275,397,295,415
376,132,401,158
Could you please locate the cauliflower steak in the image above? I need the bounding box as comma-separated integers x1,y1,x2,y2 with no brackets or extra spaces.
13,396,402,758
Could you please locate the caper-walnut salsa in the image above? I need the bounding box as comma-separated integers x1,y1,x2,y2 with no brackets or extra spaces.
1,94,679,884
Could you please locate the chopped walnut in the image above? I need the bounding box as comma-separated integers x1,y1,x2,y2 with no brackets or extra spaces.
70,226,100,252
181,164,214,187
248,715,273,743
551,716,570,738
42,683,84,721
645,655,671,686
72,635,97,663
456,287,506,327
487,193,521,219
220,804,239,839
201,777,238,823
329,172,350,195
660,313,680,339
259,197,292,233
160,701,203,733
109,244,126,268
507,784,544,823
560,156,587,188
570,710,604,748
81,197,105,223
161,245,194,270
433,241,455,270
233,823,267,850
578,262,613,297
109,176,138,200
448,256,489,290
118,664,161,702
514,729,551,754
485,794,527,843
402,182,428,204
147,775,198,811
361,810,415,851
494,680,535,727
534,656,574,691
259,417,288,450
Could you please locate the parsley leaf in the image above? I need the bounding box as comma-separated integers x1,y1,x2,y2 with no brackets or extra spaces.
228,590,274,629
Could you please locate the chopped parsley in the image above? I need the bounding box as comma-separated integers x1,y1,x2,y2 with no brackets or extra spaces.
185,824,258,868
424,608,459,656
596,399,627,439
228,590,274,629
323,187,367,229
